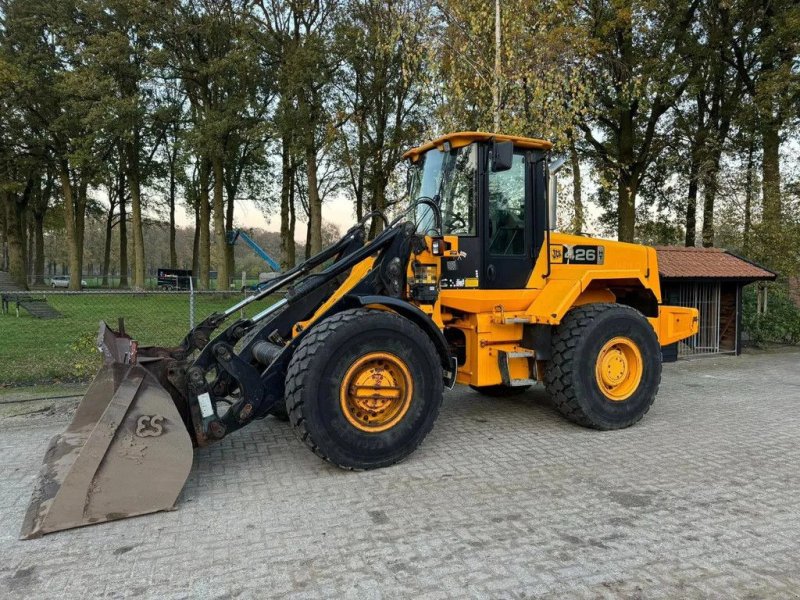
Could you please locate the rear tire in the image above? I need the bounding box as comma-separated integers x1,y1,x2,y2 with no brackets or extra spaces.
469,384,530,397
544,303,661,430
285,308,443,470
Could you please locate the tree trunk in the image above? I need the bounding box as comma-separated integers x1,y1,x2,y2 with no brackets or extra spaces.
102,197,114,287
211,156,228,290
281,142,294,271
57,160,83,290
569,135,583,233
289,173,296,265
192,200,200,277
743,142,755,255
761,117,781,227
305,144,322,257
33,211,45,286
225,179,235,282
353,109,365,223
31,173,50,286
279,137,296,270
700,183,715,248
169,162,177,268
493,0,502,131
118,170,129,287
368,111,388,240
368,171,388,239
617,174,637,243
75,177,88,288
685,145,699,246
2,190,28,289
305,218,312,260
198,157,211,290
127,142,146,289
25,215,32,284
0,200,7,272
617,108,636,242
701,147,724,248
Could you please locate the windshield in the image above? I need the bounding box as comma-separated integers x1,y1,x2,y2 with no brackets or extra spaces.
409,143,477,236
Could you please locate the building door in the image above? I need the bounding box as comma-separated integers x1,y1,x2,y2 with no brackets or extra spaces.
676,282,721,356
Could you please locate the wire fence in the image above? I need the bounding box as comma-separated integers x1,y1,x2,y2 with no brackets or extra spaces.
0,289,280,387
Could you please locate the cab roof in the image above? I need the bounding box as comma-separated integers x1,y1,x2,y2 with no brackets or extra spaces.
403,131,553,161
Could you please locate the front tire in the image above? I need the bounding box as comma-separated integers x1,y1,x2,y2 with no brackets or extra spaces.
285,308,444,470
544,304,661,430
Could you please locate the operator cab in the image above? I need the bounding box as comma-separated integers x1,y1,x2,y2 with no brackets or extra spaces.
405,132,554,289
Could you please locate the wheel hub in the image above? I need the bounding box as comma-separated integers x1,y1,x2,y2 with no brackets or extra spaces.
595,337,643,401
340,352,413,432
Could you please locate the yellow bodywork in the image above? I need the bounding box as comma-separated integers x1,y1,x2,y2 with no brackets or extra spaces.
428,233,697,386
403,131,553,161
295,231,698,389
295,131,698,389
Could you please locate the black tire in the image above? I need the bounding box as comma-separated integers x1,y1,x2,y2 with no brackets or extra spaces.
544,303,661,430
286,308,443,470
469,384,531,397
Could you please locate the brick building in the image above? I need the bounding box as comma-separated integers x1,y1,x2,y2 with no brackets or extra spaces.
656,247,776,358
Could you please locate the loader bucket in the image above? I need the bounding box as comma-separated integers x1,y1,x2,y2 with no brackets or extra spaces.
20,323,194,539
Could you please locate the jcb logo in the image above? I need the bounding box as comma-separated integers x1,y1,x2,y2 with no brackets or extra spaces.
136,415,164,437
551,244,604,265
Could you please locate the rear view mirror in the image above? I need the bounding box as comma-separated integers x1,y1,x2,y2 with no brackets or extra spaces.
491,140,513,172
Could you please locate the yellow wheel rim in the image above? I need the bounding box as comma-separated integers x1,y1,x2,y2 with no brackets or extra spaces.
594,337,643,402
340,352,413,433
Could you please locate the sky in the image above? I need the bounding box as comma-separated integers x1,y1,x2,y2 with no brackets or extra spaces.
158,136,800,246
174,194,357,243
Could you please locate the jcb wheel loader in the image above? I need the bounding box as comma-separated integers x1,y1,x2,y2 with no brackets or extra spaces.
21,132,698,538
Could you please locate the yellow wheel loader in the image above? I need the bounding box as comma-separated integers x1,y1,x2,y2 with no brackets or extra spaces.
21,132,698,538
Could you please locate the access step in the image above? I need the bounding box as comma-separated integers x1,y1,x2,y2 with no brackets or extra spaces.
497,349,536,387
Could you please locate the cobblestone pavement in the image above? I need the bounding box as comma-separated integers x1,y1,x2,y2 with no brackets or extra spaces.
2,349,799,599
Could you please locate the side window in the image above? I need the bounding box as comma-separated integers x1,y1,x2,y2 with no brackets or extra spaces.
488,153,526,255
441,145,477,236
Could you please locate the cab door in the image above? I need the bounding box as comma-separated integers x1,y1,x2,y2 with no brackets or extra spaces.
482,149,535,289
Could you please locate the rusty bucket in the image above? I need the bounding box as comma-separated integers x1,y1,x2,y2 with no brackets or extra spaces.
20,323,194,538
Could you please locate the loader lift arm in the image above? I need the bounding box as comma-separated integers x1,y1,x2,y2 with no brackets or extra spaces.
175,218,375,353
166,211,453,447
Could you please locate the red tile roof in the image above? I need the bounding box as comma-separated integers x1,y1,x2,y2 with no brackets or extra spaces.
655,246,776,281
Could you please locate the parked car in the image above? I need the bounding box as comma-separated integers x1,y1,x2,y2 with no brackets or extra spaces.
50,276,87,288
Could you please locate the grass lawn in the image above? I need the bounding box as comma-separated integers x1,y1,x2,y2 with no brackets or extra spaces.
0,292,278,386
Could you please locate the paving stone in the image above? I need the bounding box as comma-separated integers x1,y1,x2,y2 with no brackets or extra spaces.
0,350,799,598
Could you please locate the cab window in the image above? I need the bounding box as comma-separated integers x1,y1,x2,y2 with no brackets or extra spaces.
488,153,526,256
411,144,477,236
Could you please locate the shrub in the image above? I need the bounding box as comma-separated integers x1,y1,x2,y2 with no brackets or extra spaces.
70,331,102,380
742,283,800,346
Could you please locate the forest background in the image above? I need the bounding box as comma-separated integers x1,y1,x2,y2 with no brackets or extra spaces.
1,0,798,297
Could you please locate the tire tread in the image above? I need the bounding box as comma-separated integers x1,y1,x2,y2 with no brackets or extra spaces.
544,303,662,430
285,308,442,470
